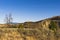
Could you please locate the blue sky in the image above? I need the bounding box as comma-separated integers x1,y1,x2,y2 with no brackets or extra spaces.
0,0,60,23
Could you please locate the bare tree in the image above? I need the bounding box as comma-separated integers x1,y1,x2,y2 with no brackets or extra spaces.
8,13,13,24
5,13,13,27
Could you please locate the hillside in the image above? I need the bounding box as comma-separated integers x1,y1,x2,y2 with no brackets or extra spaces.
0,16,60,40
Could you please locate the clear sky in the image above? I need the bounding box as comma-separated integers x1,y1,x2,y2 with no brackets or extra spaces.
0,0,60,23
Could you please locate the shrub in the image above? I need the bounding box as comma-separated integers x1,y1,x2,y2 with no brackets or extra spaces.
49,21,57,32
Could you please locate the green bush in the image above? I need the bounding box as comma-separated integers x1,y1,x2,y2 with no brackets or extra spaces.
18,24,24,28
49,21,57,32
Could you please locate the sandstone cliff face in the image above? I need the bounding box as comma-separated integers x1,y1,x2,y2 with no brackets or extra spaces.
0,16,60,40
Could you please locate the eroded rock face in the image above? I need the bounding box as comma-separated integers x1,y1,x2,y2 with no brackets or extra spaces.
0,16,60,40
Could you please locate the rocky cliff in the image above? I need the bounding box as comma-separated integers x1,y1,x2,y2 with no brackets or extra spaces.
0,16,60,40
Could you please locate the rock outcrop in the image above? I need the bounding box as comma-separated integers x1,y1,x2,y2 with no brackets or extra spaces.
0,16,60,40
